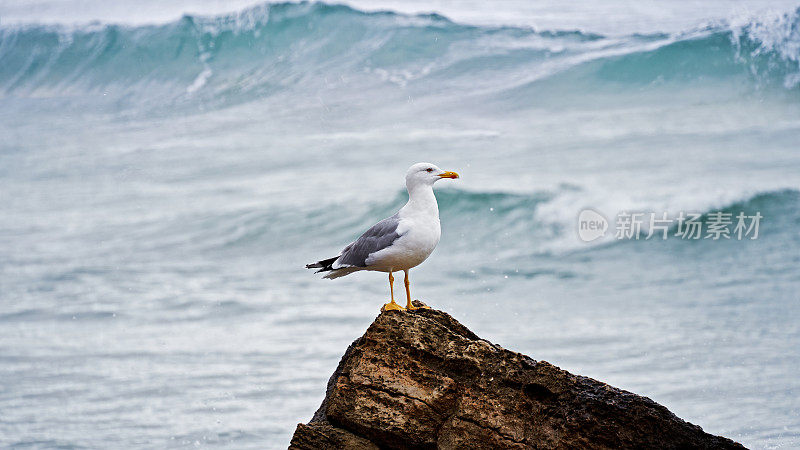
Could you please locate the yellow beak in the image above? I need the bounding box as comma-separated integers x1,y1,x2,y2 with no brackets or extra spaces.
438,171,460,179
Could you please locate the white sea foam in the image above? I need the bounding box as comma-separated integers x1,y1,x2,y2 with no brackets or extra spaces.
186,67,212,94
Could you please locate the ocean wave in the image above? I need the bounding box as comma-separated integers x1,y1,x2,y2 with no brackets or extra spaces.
437,187,798,251
1,2,799,107
714,188,799,216
229,186,797,258
436,187,798,220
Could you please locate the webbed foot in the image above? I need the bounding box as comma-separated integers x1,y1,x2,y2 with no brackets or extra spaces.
381,301,405,312
406,300,431,310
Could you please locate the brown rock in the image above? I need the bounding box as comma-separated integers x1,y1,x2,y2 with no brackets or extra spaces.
289,301,745,449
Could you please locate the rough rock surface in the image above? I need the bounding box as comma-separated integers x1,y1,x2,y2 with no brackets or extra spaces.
289,302,745,449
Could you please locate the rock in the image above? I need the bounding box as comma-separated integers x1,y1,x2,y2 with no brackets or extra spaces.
289,301,745,449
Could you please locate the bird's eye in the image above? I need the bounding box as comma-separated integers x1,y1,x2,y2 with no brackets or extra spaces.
426,168,433,172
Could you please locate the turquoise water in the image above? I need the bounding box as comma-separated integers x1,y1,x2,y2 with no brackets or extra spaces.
1,2,800,448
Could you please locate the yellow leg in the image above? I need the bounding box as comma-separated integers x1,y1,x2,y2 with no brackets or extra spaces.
382,271,404,311
405,270,430,310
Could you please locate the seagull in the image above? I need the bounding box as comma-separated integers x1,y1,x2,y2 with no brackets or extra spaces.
306,163,459,311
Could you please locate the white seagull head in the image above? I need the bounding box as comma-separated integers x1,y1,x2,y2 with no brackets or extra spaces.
405,162,459,189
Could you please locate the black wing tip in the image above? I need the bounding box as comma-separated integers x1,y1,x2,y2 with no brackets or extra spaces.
306,256,339,272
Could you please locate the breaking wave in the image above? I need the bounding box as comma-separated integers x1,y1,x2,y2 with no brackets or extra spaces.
202,186,797,258
1,2,800,108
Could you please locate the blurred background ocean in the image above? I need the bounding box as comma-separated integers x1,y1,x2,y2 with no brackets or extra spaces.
1,0,800,448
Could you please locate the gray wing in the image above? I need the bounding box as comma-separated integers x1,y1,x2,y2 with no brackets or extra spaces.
336,213,402,268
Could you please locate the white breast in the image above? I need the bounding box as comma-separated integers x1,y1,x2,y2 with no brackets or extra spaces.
365,210,441,271
363,179,443,272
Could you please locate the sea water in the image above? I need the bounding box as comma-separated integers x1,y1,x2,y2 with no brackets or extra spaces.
1,1,799,448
